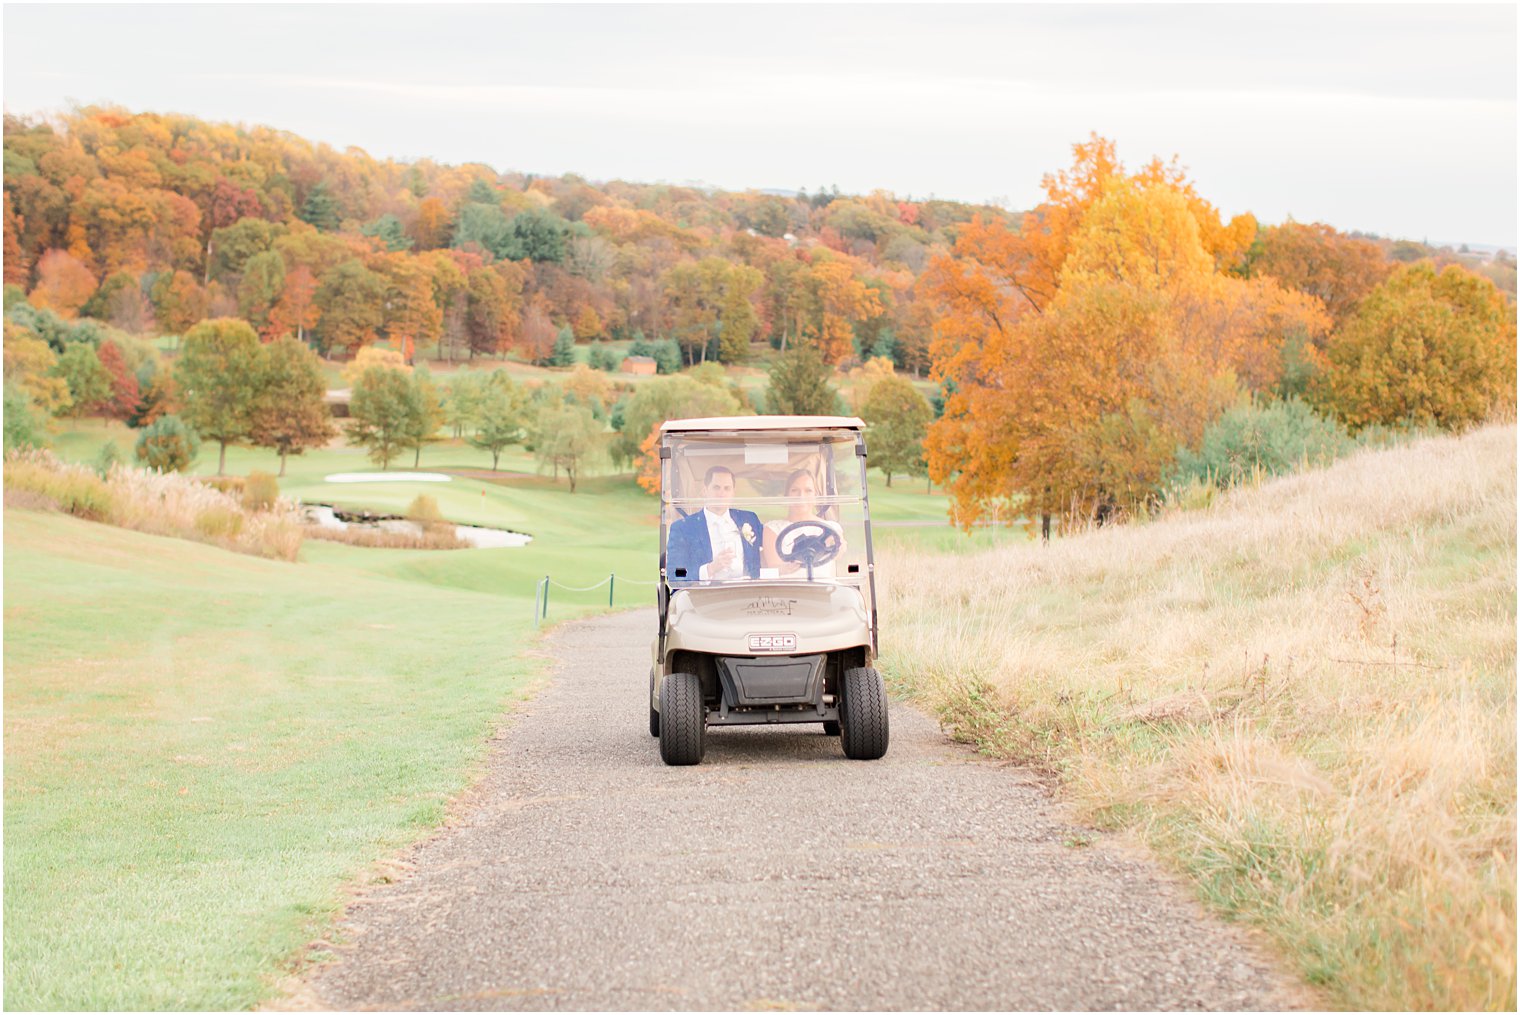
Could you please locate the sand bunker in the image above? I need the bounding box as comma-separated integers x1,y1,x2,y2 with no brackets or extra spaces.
324,472,452,484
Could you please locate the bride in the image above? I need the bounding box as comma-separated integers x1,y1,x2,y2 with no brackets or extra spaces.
762,469,845,578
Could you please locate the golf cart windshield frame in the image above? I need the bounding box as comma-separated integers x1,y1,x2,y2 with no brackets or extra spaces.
656,419,878,652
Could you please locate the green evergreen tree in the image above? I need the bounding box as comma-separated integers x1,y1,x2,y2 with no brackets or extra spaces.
299,181,342,232
766,343,841,416
550,325,576,367
134,414,200,472
361,214,415,252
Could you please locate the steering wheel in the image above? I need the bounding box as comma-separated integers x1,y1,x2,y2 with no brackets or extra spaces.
776,520,842,579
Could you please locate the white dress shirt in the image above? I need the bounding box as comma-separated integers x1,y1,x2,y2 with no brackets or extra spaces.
699,508,745,580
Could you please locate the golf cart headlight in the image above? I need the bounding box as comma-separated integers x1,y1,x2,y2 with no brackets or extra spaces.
748,633,797,652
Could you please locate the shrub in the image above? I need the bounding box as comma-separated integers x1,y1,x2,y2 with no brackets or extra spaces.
134,414,200,473
587,346,621,372
4,450,302,561
1172,397,1354,490
405,494,444,525
242,471,280,513
194,506,245,539
93,441,123,478
3,454,117,521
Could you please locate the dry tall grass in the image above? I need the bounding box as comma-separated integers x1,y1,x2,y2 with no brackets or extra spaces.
4,451,304,561
878,423,1516,1010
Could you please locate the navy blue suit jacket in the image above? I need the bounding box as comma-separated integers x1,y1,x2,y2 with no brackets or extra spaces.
667,508,762,581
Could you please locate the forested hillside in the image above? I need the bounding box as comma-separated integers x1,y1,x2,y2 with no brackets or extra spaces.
2,105,1020,370
3,107,1515,523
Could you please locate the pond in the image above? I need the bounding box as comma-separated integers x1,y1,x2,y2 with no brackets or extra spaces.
302,504,533,548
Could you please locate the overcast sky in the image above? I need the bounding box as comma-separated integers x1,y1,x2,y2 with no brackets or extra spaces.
4,4,1515,248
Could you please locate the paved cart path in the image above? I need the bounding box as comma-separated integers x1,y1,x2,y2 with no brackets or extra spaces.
293,609,1300,1011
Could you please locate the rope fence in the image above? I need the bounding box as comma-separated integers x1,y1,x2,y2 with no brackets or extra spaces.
533,573,659,626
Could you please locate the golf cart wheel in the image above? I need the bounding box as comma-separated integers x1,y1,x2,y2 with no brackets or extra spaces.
658,671,706,766
822,720,841,737
839,667,889,760
648,671,660,737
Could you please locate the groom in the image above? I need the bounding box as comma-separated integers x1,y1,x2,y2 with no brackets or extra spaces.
666,465,762,581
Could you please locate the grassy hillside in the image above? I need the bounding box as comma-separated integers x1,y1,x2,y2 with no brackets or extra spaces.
876,423,1517,1010
1,487,651,1009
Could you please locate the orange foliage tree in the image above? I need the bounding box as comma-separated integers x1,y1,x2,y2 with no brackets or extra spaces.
802,259,881,365
30,249,97,318
1247,221,1392,325
267,265,320,341
925,142,1329,529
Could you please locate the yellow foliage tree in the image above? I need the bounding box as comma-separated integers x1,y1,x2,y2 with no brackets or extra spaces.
342,345,410,385
1310,262,1516,431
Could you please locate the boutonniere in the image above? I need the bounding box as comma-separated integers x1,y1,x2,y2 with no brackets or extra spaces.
741,522,756,543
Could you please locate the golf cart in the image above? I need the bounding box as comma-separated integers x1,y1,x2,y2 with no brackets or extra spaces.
649,415,889,766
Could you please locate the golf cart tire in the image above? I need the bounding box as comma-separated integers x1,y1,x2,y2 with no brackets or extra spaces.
648,671,660,737
839,666,889,760
822,720,841,737
659,671,706,765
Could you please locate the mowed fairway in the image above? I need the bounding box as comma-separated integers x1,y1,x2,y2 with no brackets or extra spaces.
3,485,651,1009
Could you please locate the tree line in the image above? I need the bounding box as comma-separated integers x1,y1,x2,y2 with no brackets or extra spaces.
3,106,1008,375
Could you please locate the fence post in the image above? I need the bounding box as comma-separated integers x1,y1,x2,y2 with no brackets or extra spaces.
608,573,615,607
542,575,550,621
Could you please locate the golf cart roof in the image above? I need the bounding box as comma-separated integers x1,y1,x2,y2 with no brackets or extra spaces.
661,415,865,434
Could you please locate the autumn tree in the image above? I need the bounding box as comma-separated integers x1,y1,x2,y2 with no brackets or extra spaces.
662,257,763,365
237,249,286,336
175,318,266,474
924,140,1326,529
249,336,337,474
1310,262,1517,431
383,257,443,362
267,264,319,341
150,270,209,335
572,304,603,341
95,339,140,419
314,260,385,353
859,373,932,486
465,266,522,357
4,322,71,415
30,249,97,318
518,301,558,364
412,197,454,250
801,260,881,364
1247,221,1392,324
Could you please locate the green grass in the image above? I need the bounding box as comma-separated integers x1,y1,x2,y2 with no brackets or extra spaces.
2,515,505,1006
8,417,1003,1007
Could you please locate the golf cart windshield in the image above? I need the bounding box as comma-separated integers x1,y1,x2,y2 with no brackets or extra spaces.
662,429,869,588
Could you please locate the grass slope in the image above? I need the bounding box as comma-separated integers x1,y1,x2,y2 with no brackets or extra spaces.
877,423,1517,1010
2,510,628,1010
